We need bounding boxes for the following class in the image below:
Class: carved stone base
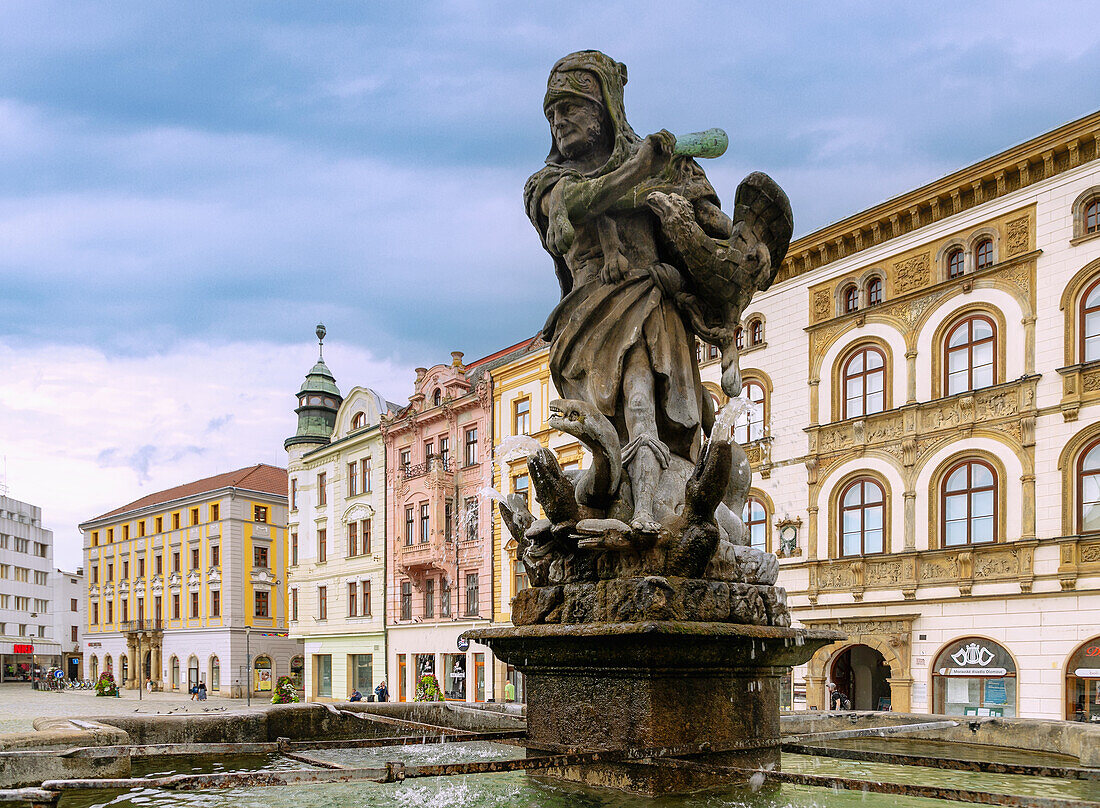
[510,576,791,627]
[466,621,843,796]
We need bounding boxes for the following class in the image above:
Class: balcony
[401,457,453,481]
[398,540,448,574]
[121,618,163,634]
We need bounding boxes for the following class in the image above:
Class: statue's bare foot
[630,514,661,535]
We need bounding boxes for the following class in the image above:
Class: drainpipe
[246,627,251,707]
[382,438,388,695]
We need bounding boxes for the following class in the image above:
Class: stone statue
[504,49,793,627]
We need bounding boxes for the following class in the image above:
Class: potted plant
[94,672,118,697]
[271,675,300,704]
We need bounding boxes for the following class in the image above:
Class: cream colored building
[696,109,1100,720]
[285,327,391,702]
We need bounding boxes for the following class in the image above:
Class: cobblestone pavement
[0,682,273,734]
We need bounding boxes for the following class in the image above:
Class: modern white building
[0,495,62,682]
[696,108,1100,721]
[51,568,84,681]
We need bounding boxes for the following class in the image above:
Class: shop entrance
[1066,636,1100,722]
[830,644,891,711]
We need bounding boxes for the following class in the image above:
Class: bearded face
[547,96,609,162]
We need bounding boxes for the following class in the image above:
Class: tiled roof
[85,464,287,524]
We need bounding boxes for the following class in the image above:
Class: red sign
[1086,646,1100,657]
[13,644,33,654]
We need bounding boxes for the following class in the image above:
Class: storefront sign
[1074,668,1100,678]
[13,644,33,654]
[950,642,995,667]
[940,667,1008,677]
[457,636,470,652]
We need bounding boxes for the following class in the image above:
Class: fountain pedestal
[468,620,843,796]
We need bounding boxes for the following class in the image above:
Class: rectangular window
[318,586,327,620]
[465,427,478,466]
[361,579,371,616]
[400,448,411,471]
[123,524,130,540]
[155,554,163,575]
[92,564,98,584]
[405,507,415,547]
[290,478,298,510]
[420,503,430,543]
[253,545,268,568]
[92,603,99,624]
[439,436,450,467]
[347,521,358,557]
[155,516,163,533]
[211,545,219,567]
[441,581,452,617]
[107,528,114,543]
[348,582,358,617]
[464,498,478,540]
[362,458,371,492]
[317,472,327,506]
[0,564,8,579]
[211,590,220,617]
[107,601,114,623]
[138,520,145,537]
[445,500,454,540]
[514,398,531,435]
[514,474,529,508]
[121,599,128,621]
[291,589,298,622]
[191,547,199,569]
[190,591,199,618]
[210,503,220,521]
[362,519,372,555]
[400,582,412,620]
[514,561,529,596]
[121,560,129,579]
[254,590,269,618]
[107,563,114,581]
[315,655,332,698]
[172,513,180,529]
[34,570,48,585]
[348,461,359,497]
[154,595,162,619]
[318,529,327,562]
[172,594,180,620]
[253,505,267,523]
[173,552,180,573]
[15,595,28,610]
[291,532,298,565]
[190,508,199,526]
[91,530,99,546]
[424,440,434,461]
[70,598,78,612]
[137,558,145,578]
[465,573,480,616]
[425,578,435,618]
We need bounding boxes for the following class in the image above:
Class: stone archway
[802,615,915,712]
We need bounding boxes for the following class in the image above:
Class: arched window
[749,320,763,345]
[210,656,220,691]
[742,497,768,552]
[1078,437,1100,534]
[843,285,858,313]
[120,654,128,686]
[842,345,886,418]
[933,638,1016,717]
[974,238,994,270]
[734,380,765,444]
[1066,637,1100,721]
[90,655,98,681]
[708,343,720,360]
[945,315,996,395]
[1087,199,1099,235]
[433,389,442,407]
[867,278,883,306]
[735,327,744,350]
[942,459,997,546]
[351,411,366,430]
[839,478,885,556]
[170,655,180,689]
[1081,277,1100,363]
[947,247,965,279]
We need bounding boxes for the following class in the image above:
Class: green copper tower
[285,323,343,450]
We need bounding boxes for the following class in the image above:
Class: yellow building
[79,464,302,697]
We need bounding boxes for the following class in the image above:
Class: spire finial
[316,322,326,360]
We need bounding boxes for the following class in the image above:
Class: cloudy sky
[1,1,1098,571]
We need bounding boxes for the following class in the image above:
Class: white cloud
[0,337,411,572]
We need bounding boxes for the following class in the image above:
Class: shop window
[1066,638,1100,721]
[444,653,467,700]
[944,315,996,395]
[839,478,886,556]
[290,656,304,689]
[933,638,1016,717]
[352,654,373,693]
[314,655,331,698]
[974,238,994,270]
[942,459,997,546]
[734,380,766,444]
[742,497,768,552]
[841,345,886,418]
[947,247,965,279]
[1078,437,1100,534]
[1081,277,1100,363]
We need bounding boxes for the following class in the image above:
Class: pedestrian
[349,689,362,702]
[827,682,850,710]
[189,683,197,701]
[374,680,389,703]
[504,680,516,703]
[197,682,207,701]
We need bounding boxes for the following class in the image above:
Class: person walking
[197,682,207,701]
[374,680,389,703]
[504,680,516,703]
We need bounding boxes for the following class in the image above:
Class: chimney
[451,351,465,370]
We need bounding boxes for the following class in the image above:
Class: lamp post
[136,628,142,702]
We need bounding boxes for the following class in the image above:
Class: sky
[1,1,1099,571]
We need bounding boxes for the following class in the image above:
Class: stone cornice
[774,109,1100,287]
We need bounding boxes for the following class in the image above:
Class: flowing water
[52,740,1097,808]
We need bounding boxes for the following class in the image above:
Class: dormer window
[433,389,442,406]
[351,411,366,430]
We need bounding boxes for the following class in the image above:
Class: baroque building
[286,325,392,701]
[694,108,1100,720]
[79,464,300,697]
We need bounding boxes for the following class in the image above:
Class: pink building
[382,349,507,702]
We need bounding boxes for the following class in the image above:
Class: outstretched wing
[732,171,793,293]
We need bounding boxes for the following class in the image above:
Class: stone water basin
[49,740,1099,808]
